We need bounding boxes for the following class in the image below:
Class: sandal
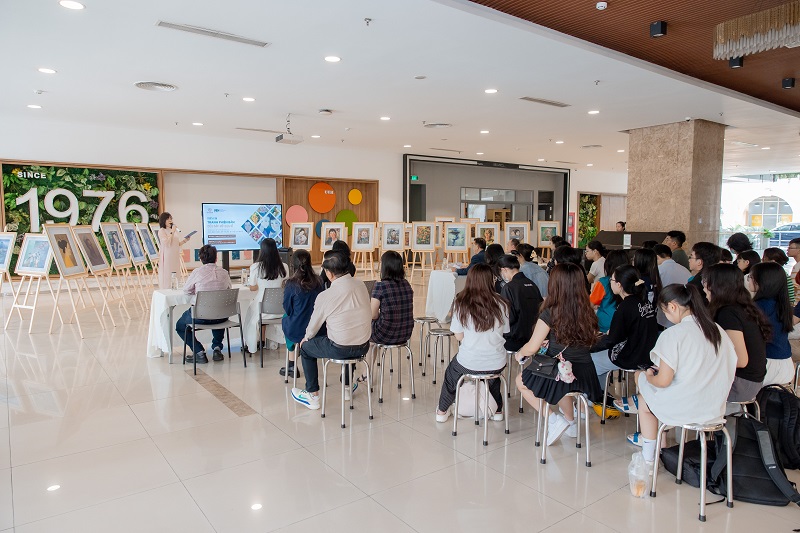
[627,432,643,447]
[356,374,369,384]
[613,395,639,414]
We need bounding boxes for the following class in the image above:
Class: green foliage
[578,194,599,248]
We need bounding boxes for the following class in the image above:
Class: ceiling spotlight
[537,158,545,162]
[617,149,625,153]
[318,109,332,116]
[380,116,390,121]
[27,104,42,109]
[414,75,427,80]
[588,110,600,115]
[242,97,255,102]
[59,1,85,9]
[484,88,498,94]
[587,163,594,166]
[480,130,489,134]
[251,504,263,510]
[324,56,341,63]
[555,140,564,144]
[476,152,484,155]
[311,135,321,138]
[192,122,203,126]
[403,144,412,148]
[782,77,796,89]
[650,21,667,38]
[761,146,771,150]
[47,485,60,491]
[596,2,608,10]
[729,57,744,69]
[38,67,57,74]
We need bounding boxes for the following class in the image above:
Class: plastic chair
[374,342,415,403]
[320,355,373,429]
[426,328,455,384]
[258,287,284,367]
[651,421,734,522]
[451,372,510,446]
[535,392,592,467]
[182,288,244,375]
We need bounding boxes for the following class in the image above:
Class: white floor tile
[0,468,12,530]
[276,497,416,533]
[112,371,205,405]
[128,390,237,436]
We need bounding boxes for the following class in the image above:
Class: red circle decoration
[285,204,309,225]
[308,182,336,214]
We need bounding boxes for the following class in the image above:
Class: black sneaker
[279,364,300,377]
[185,353,209,364]
[212,348,224,362]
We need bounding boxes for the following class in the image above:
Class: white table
[425,269,467,322]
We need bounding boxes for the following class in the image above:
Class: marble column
[626,119,725,247]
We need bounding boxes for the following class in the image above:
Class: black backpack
[757,384,800,470]
[660,415,800,506]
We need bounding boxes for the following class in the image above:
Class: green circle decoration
[334,209,358,235]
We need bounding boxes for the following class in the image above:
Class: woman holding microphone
[157,212,191,289]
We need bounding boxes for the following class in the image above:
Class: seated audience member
[436,264,509,422]
[485,243,506,293]
[653,244,690,286]
[687,241,721,301]
[515,263,603,445]
[616,221,626,232]
[726,232,753,256]
[177,245,232,363]
[592,265,659,429]
[453,237,486,275]
[749,262,795,385]
[554,246,590,293]
[292,252,372,409]
[517,243,548,297]
[641,240,658,250]
[362,251,414,380]
[663,230,690,270]
[498,254,543,352]
[321,240,356,288]
[244,238,288,353]
[633,248,662,304]
[280,250,324,378]
[545,235,567,274]
[590,250,630,333]
[762,247,796,305]
[704,264,768,402]
[789,238,800,294]
[624,284,736,467]
[507,238,520,253]
[719,248,734,264]
[585,240,607,285]
[736,249,760,295]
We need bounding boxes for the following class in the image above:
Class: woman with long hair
[623,284,736,466]
[436,264,509,423]
[589,249,630,332]
[703,263,770,402]
[585,240,607,284]
[244,238,288,354]
[749,262,795,385]
[279,250,324,378]
[156,211,192,288]
[762,247,795,305]
[515,263,603,445]
[633,248,662,304]
[485,243,506,293]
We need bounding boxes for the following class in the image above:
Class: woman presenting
[157,212,191,289]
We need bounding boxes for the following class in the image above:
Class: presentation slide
[202,203,283,251]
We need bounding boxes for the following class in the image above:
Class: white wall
[569,169,629,217]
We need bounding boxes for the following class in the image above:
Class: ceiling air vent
[429,147,462,154]
[423,122,452,128]
[519,96,570,108]
[554,160,578,164]
[581,144,603,149]
[236,127,284,134]
[156,21,270,48]
[135,81,178,92]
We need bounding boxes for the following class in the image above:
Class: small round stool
[726,398,760,420]
[535,392,592,467]
[320,355,373,429]
[375,342,415,403]
[426,328,455,384]
[414,317,439,367]
[451,372,510,446]
[651,421,734,521]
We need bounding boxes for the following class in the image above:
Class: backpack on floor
[757,384,800,470]
[456,381,497,419]
[660,415,800,507]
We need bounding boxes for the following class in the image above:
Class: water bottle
[442,256,449,270]
[170,273,178,290]
[241,268,249,286]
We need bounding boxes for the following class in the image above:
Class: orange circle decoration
[285,204,309,225]
[308,182,336,214]
[348,188,363,205]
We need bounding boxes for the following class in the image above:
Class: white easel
[5,273,62,333]
[49,273,105,338]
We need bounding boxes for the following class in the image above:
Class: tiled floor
[0,276,798,532]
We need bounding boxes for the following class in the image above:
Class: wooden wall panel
[282,177,379,263]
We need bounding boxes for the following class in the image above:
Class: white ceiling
[2,0,800,179]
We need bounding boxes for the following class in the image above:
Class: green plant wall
[578,193,599,248]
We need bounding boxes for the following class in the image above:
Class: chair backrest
[260,287,284,315]
[194,288,239,320]
[363,280,376,294]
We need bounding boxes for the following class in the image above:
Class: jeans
[299,336,370,393]
[591,350,620,385]
[176,308,226,355]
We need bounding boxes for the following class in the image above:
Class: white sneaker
[565,420,578,438]
[436,405,453,423]
[546,414,570,446]
[344,381,358,401]
[559,405,587,420]
[491,411,504,421]
[291,388,320,410]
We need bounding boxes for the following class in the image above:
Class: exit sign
[410,175,419,181]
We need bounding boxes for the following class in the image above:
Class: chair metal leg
[405,344,415,399]
[363,359,374,420]
[650,422,670,497]
[535,398,543,446]
[422,332,430,376]
[721,426,734,508]
[578,394,592,466]
[396,347,402,389]
[341,364,347,428]
[676,426,687,484]
[321,359,329,419]
[284,345,290,384]
[483,379,490,446]
[500,375,510,435]
[261,319,265,366]
[432,336,441,384]
[452,374,467,436]
[378,346,387,403]
[226,331,232,360]
[540,403,550,464]
[348,364,354,411]
[473,377,480,426]
[699,433,708,522]
[575,397,582,449]
[601,371,612,424]
[293,346,299,389]
[191,320,197,375]
[519,361,525,413]
[237,321,245,368]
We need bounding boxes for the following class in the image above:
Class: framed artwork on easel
[475,222,500,246]
[149,222,162,248]
[537,221,561,248]
[351,223,376,251]
[15,234,54,276]
[71,226,111,275]
[136,223,159,261]
[504,222,529,245]
[412,222,435,252]
[43,223,87,278]
[120,222,147,264]
[289,222,313,251]
[444,223,469,252]
[100,222,131,268]
[0,232,16,273]
[380,223,405,251]
[320,222,346,252]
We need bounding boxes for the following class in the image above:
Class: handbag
[527,354,559,379]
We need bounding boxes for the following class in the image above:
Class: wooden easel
[4,274,62,333]
[353,250,375,280]
[409,250,435,283]
[49,273,105,338]
[0,270,18,301]
[129,260,152,309]
[92,269,131,325]
[112,264,147,311]
[179,254,189,280]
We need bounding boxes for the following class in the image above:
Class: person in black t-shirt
[703,263,770,403]
[497,255,543,352]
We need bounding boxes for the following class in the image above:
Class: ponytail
[613,265,648,303]
[659,283,722,353]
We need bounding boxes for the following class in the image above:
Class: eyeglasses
[689,254,697,260]
[610,278,619,284]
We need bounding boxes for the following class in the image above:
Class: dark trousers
[437,357,505,413]
[176,308,225,355]
[300,336,369,393]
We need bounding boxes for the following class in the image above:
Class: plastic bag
[628,452,649,498]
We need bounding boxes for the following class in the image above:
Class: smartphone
[518,356,530,365]
[184,230,197,239]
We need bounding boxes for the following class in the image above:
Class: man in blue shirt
[452,237,486,275]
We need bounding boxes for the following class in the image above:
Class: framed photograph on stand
[504,222,529,245]
[475,222,500,246]
[380,222,405,251]
[0,232,16,273]
[120,223,147,265]
[14,233,53,276]
[289,222,313,251]
[136,223,159,261]
[537,221,561,248]
[149,222,162,248]
[460,217,479,237]
[351,223,376,251]
[71,226,111,275]
[444,223,469,252]
[43,223,87,278]
[320,222,346,251]
[100,222,131,268]
[412,222,435,252]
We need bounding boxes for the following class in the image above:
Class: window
[747,196,793,229]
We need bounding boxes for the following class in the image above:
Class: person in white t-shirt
[435,263,510,423]
[243,238,288,353]
[585,240,607,285]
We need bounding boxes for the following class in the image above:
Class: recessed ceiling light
[587,163,594,166]
[537,158,545,162]
[555,140,564,144]
[38,67,57,74]
[617,149,625,153]
[414,75,427,80]
[403,144,411,148]
[588,110,600,115]
[27,104,42,109]
[59,1,85,9]
[761,146,771,150]
[47,485,60,491]
[324,56,341,63]
[242,97,255,102]
[251,504,262,510]
[192,122,203,126]
[484,88,498,94]
[311,135,321,138]
[480,130,489,134]
[380,116,390,121]
[476,152,484,155]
